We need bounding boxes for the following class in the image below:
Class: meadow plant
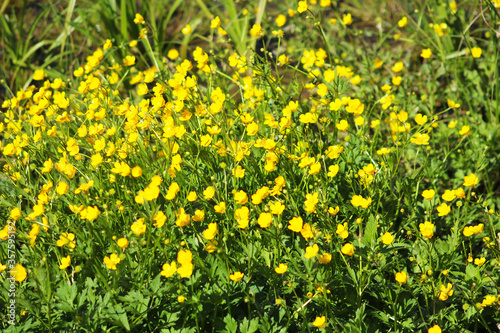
[1,0,500,332]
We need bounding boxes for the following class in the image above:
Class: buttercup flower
[275,264,288,274]
[229,271,244,281]
[395,271,407,284]
[463,173,478,187]
[381,232,394,245]
[59,255,71,270]
[103,253,121,270]
[318,253,332,264]
[312,316,326,328]
[10,264,27,282]
[341,243,354,256]
[304,244,319,258]
[422,189,435,200]
[419,221,434,238]
[428,325,442,333]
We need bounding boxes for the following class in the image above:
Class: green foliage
[1,0,500,332]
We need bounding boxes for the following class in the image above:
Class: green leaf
[465,264,480,282]
[223,314,238,333]
[240,317,260,333]
[364,215,378,245]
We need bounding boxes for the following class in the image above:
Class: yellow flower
[410,133,430,145]
[480,295,499,307]
[373,58,383,69]
[80,206,100,221]
[214,201,226,214]
[182,24,192,35]
[336,120,349,131]
[270,201,285,215]
[167,49,179,60]
[177,249,193,266]
[422,189,435,200]
[304,244,319,258]
[297,1,308,13]
[342,13,353,25]
[398,16,407,27]
[123,55,136,66]
[312,316,326,328]
[211,16,221,28]
[131,218,147,236]
[234,190,248,205]
[441,190,456,202]
[458,125,470,136]
[288,217,303,232]
[203,222,218,240]
[341,243,354,256]
[10,264,27,282]
[437,283,453,301]
[10,207,22,220]
[474,257,485,266]
[392,62,404,72]
[59,255,71,270]
[175,208,191,227]
[301,224,314,240]
[161,262,177,278]
[131,166,143,178]
[454,187,465,198]
[463,224,484,237]
[428,325,442,333]
[153,211,167,228]
[103,39,112,50]
[351,195,372,208]
[382,232,394,245]
[392,76,402,86]
[395,271,407,284]
[192,209,205,222]
[134,13,144,24]
[204,186,216,200]
[187,191,198,202]
[318,253,332,264]
[471,47,482,58]
[258,212,273,228]
[420,48,432,59]
[250,24,263,37]
[103,253,121,270]
[419,221,434,238]
[200,134,212,147]
[42,158,53,173]
[275,264,288,274]
[308,162,321,175]
[177,263,193,278]
[56,232,76,248]
[336,223,349,239]
[437,203,451,216]
[415,114,428,125]
[328,206,340,215]
[33,69,45,81]
[117,238,129,249]
[165,182,180,200]
[276,14,286,27]
[327,164,339,178]
[205,240,217,253]
[447,99,460,109]
[463,173,478,187]
[232,166,245,178]
[229,271,244,281]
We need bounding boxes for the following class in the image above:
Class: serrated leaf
[223,314,238,333]
[465,264,480,282]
